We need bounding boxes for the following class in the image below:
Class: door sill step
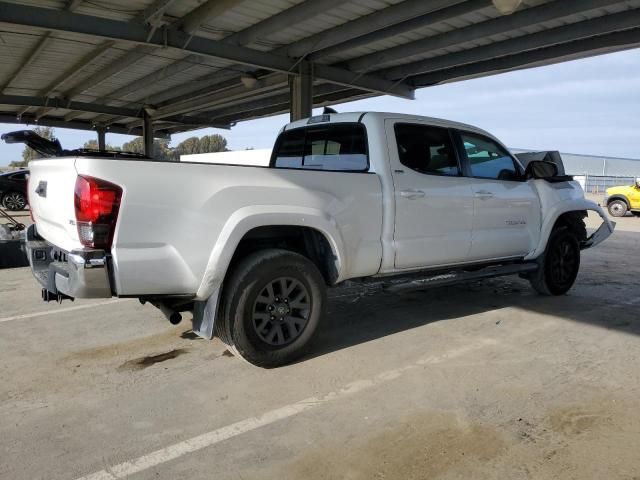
[384,263,538,293]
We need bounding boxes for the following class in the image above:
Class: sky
[1,48,639,166]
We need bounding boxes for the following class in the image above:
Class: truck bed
[28,156,384,298]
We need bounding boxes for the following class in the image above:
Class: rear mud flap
[191,287,220,339]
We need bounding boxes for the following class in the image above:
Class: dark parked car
[0,169,29,211]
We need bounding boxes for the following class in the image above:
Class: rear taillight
[74,175,122,250]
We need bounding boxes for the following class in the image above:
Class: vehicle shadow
[303,231,640,363]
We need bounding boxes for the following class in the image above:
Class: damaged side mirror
[524,160,558,180]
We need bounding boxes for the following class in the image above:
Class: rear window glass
[272,124,368,171]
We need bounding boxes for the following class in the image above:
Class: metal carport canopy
[0,0,639,143]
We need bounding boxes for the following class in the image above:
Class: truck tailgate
[28,157,82,252]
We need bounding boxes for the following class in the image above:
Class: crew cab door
[386,121,474,269]
[455,130,541,261]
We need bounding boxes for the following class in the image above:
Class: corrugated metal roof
[0,0,639,137]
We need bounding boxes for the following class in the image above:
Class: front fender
[525,198,615,260]
[195,205,346,301]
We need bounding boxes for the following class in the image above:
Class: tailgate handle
[35,181,47,198]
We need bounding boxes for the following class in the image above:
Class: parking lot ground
[1,213,639,480]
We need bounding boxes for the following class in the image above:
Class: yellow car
[605,180,640,217]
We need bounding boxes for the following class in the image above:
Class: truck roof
[283,111,494,139]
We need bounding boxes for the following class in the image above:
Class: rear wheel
[530,227,581,296]
[1,191,26,211]
[216,249,326,368]
[607,200,627,217]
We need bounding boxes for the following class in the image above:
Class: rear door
[386,120,474,269]
[455,130,541,261]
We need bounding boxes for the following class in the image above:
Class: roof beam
[89,0,351,115]
[112,0,472,114]
[0,32,51,93]
[409,28,640,87]
[123,73,290,127]
[201,83,347,120]
[224,0,346,47]
[64,47,157,100]
[154,74,289,119]
[380,7,640,80]
[16,40,117,117]
[283,0,468,59]
[1,0,89,94]
[345,0,629,73]
[210,87,374,125]
[0,113,169,138]
[307,0,491,61]
[133,0,178,25]
[2,94,226,128]
[178,0,245,35]
[1,94,149,118]
[0,1,413,99]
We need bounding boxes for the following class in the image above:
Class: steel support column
[97,127,106,151]
[143,109,154,158]
[289,62,313,122]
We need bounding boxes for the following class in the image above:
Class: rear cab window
[271,123,369,172]
[394,123,460,176]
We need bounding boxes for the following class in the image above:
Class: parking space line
[0,299,128,323]
[74,338,498,480]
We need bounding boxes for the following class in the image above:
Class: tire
[529,227,581,296]
[607,200,627,217]
[216,249,326,368]
[1,191,27,211]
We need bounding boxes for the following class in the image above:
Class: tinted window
[394,124,459,176]
[11,172,27,180]
[460,132,519,181]
[273,124,368,171]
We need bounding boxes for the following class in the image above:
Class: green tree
[121,137,172,160]
[10,127,56,167]
[82,139,119,151]
[171,134,228,160]
[198,134,227,153]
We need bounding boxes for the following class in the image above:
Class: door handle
[474,190,494,199]
[399,189,426,200]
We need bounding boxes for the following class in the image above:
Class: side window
[11,172,27,180]
[272,124,368,171]
[394,123,459,176]
[460,132,520,181]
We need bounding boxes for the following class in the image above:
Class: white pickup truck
[4,112,614,367]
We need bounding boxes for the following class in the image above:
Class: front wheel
[530,227,581,296]
[607,200,627,217]
[216,249,326,368]
[1,192,26,211]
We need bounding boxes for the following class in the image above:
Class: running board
[384,263,538,293]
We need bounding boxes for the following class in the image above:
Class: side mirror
[524,160,558,179]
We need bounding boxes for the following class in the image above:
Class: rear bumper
[25,224,113,299]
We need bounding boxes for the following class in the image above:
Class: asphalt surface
[1,210,639,480]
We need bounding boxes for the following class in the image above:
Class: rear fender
[191,206,346,339]
[525,198,614,260]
